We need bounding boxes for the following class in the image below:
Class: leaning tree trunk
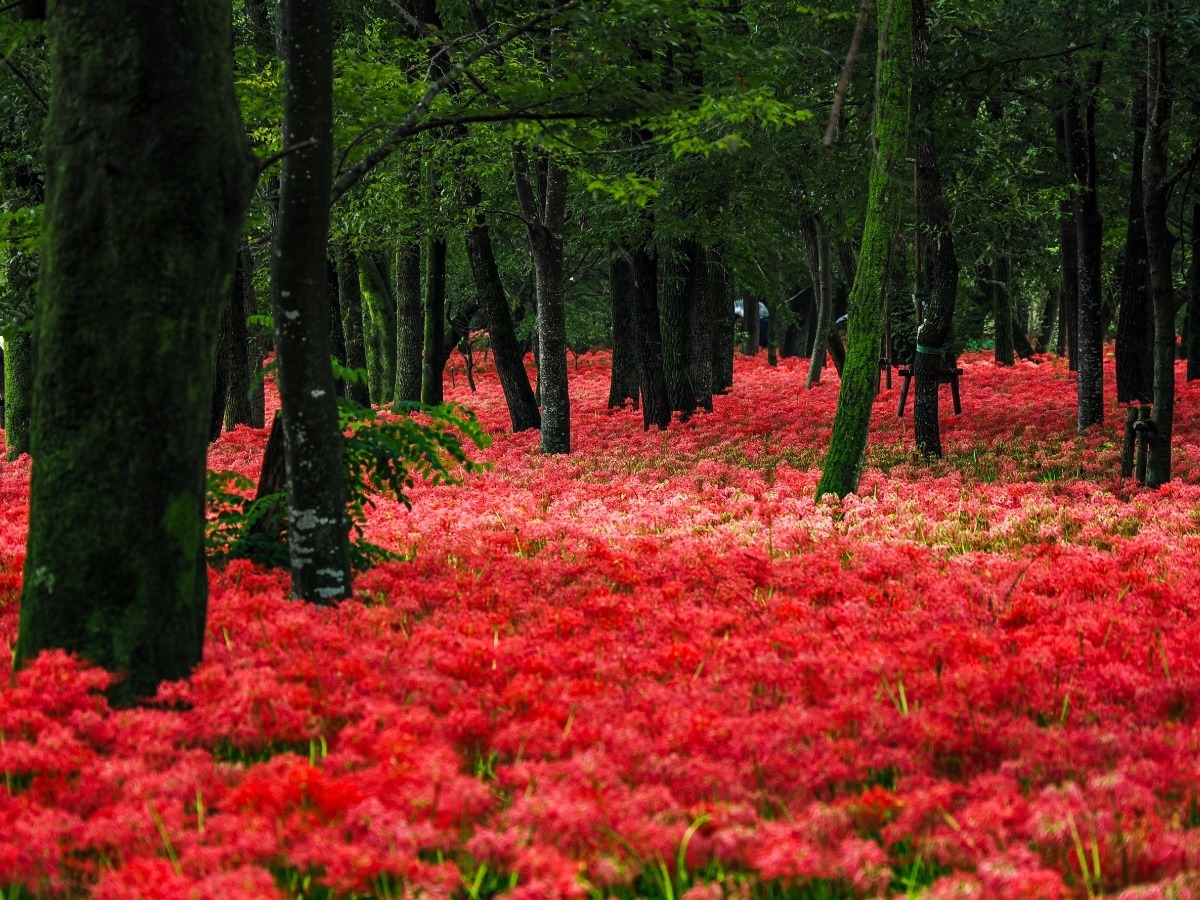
[816,0,911,499]
[634,245,671,429]
[394,241,423,403]
[16,0,253,703]
[608,249,640,408]
[270,0,352,602]
[1115,75,1153,403]
[465,197,540,431]
[1064,74,1105,432]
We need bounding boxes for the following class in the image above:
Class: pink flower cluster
[3,347,1200,897]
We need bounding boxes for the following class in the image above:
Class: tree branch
[824,0,871,152]
[255,138,318,176]
[1,53,46,110]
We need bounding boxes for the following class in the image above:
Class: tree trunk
[816,0,910,499]
[1144,25,1178,487]
[658,246,698,419]
[327,256,347,398]
[421,235,447,405]
[3,329,32,459]
[634,245,671,429]
[687,242,714,411]
[992,257,1014,366]
[1053,114,1079,366]
[394,241,423,403]
[16,0,252,703]
[359,252,396,405]
[745,297,761,355]
[225,247,257,427]
[1116,75,1153,403]
[1064,71,1105,432]
[1188,202,1200,380]
[802,217,834,387]
[608,249,640,408]
[709,251,735,393]
[209,288,233,440]
[270,0,351,602]
[513,150,569,453]
[465,199,540,431]
[336,244,371,407]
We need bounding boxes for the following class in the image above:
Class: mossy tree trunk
[1115,75,1153,403]
[17,0,252,703]
[1064,71,1106,432]
[394,241,423,403]
[271,0,352,602]
[816,0,911,500]
[3,328,32,459]
[514,149,570,453]
[336,244,371,407]
[608,249,640,409]
[465,189,540,432]
[359,253,396,405]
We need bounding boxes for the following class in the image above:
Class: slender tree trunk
[3,329,32,459]
[225,247,256,427]
[1064,74,1105,431]
[709,251,735,393]
[608,249,640,408]
[336,244,371,407]
[745,298,761,355]
[1116,75,1153,402]
[993,257,1014,365]
[210,289,234,440]
[803,217,834,387]
[1053,115,1079,366]
[270,0,351,602]
[17,0,253,702]
[327,257,347,398]
[394,241,423,403]
[817,0,911,499]
[359,252,396,404]
[240,243,268,428]
[465,196,540,431]
[1188,202,1200,380]
[688,241,714,411]
[634,245,671,429]
[421,235,447,405]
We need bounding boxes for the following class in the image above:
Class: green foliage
[207,375,491,573]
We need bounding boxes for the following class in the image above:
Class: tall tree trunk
[634,245,671,429]
[687,242,714,411]
[608,249,640,408]
[270,0,351,602]
[336,244,371,407]
[210,288,234,440]
[359,252,396,405]
[658,246,698,419]
[1054,115,1080,366]
[3,329,32,459]
[1116,75,1153,403]
[327,257,347,398]
[745,297,761,355]
[16,0,253,703]
[225,247,257,427]
[465,196,540,431]
[802,216,834,388]
[513,150,569,453]
[1188,202,1200,380]
[394,241,423,403]
[1064,72,1105,431]
[817,0,911,499]
[421,235,447,405]
[992,257,1014,365]
[709,251,735,393]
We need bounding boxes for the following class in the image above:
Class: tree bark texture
[658,246,699,419]
[800,215,833,388]
[225,246,257,427]
[709,251,735,393]
[608,250,640,408]
[1115,76,1153,403]
[465,202,540,432]
[359,252,396,405]
[687,242,714,412]
[816,0,911,500]
[421,235,447,405]
[1188,202,1200,380]
[327,257,347,398]
[1053,115,1079,366]
[3,329,32,459]
[1064,78,1105,431]
[336,244,371,407]
[634,245,671,429]
[270,0,352,602]
[16,0,252,703]
[992,258,1014,366]
[394,241,423,403]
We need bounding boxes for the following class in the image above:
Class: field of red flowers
[4,348,1200,899]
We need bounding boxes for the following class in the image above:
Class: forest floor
[4,348,1200,898]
